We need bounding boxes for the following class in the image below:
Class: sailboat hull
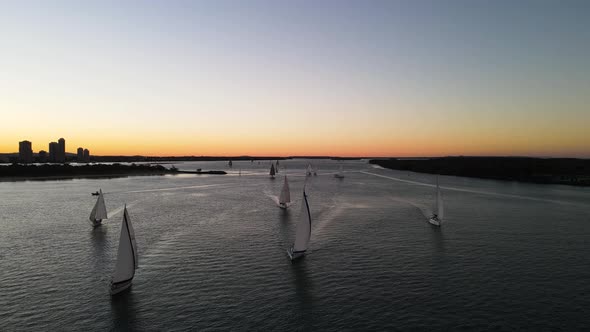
[287,248,305,261]
[279,203,289,209]
[110,280,132,295]
[428,218,441,226]
[92,219,103,227]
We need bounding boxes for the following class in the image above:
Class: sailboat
[270,163,276,178]
[110,205,138,295]
[306,163,313,176]
[228,160,233,167]
[287,188,311,261]
[275,161,280,173]
[278,175,291,209]
[89,189,108,227]
[334,165,345,179]
[428,177,444,226]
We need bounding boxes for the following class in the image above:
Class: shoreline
[0,163,174,182]
[0,163,232,182]
[370,157,590,187]
[0,173,171,182]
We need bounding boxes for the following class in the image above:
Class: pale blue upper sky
[1,0,589,156]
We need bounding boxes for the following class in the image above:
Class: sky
[1,0,589,157]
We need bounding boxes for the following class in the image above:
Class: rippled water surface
[1,159,589,330]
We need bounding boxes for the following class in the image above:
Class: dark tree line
[370,157,590,186]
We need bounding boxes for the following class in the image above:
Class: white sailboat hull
[110,279,132,295]
[279,203,289,209]
[428,217,441,226]
[92,219,103,227]
[287,247,305,261]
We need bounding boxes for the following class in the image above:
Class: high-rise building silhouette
[77,147,84,162]
[57,138,66,163]
[19,140,33,163]
[38,150,47,163]
[49,142,58,163]
[83,149,90,163]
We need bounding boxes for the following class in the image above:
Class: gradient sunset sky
[1,0,589,157]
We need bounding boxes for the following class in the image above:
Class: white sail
[334,164,344,178]
[306,164,312,175]
[279,176,291,204]
[111,206,137,284]
[293,190,311,252]
[89,189,108,222]
[270,164,276,176]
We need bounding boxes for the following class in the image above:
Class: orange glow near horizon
[1,124,588,158]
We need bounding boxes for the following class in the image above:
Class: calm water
[1,159,589,330]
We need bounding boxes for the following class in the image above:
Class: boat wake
[108,201,142,218]
[390,196,432,219]
[263,190,280,206]
[362,171,586,206]
[122,183,230,194]
[312,201,345,238]
[140,229,188,270]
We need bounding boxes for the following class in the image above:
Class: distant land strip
[370,157,590,186]
[0,153,363,163]
[0,164,180,182]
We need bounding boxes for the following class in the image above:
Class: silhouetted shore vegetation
[370,157,590,186]
[0,163,177,181]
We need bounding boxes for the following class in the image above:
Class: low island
[370,157,590,186]
[0,163,225,181]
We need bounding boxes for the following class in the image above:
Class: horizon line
[1,152,589,160]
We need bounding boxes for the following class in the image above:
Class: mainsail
[279,176,291,204]
[89,189,108,222]
[111,206,138,286]
[293,190,311,253]
[270,163,276,176]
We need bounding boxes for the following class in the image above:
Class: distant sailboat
[89,189,108,227]
[275,160,280,173]
[110,206,138,295]
[278,175,291,209]
[334,165,345,179]
[270,163,276,178]
[228,160,233,167]
[287,188,311,261]
[306,163,313,176]
[429,177,444,226]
